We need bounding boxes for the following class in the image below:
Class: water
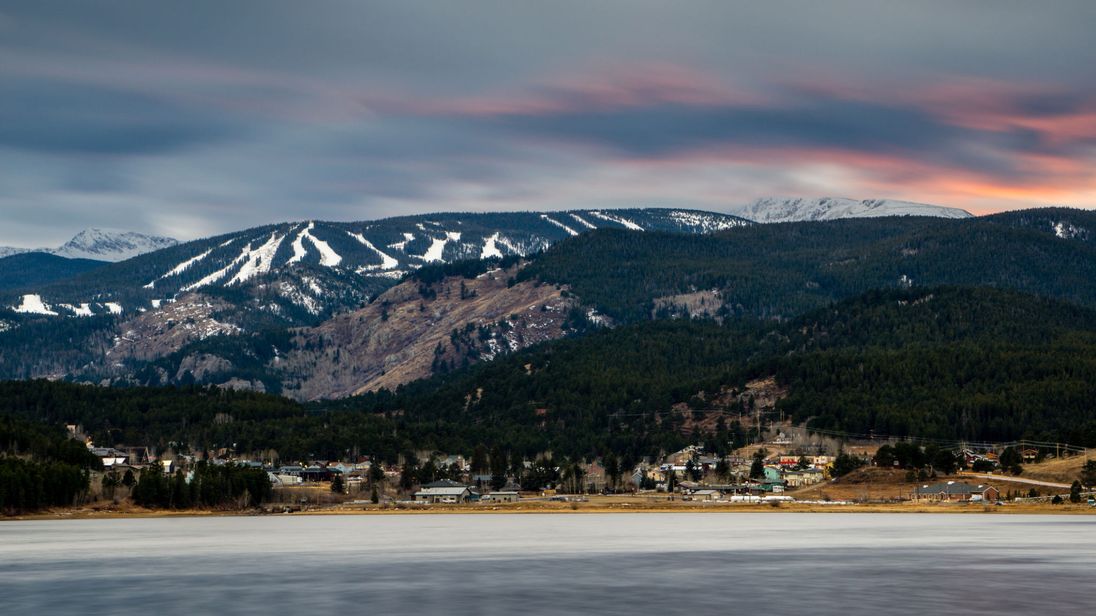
[1,513,1093,615]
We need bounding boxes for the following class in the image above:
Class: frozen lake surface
[2,513,1094,614]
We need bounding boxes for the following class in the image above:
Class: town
[75,423,1096,514]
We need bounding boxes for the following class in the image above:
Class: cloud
[0,78,242,155]
[0,1,1095,246]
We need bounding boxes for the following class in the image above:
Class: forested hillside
[519,209,1096,322]
[3,287,1094,472]
[0,253,108,292]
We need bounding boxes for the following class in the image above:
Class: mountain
[44,207,1095,400]
[0,208,747,389]
[4,206,1095,402]
[0,228,178,263]
[736,197,972,223]
[0,253,108,293]
[0,209,747,322]
[50,228,178,261]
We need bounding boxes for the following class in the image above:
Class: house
[762,466,783,483]
[480,491,520,503]
[90,447,129,468]
[583,461,606,492]
[299,466,333,482]
[914,481,1000,502]
[414,486,473,504]
[783,468,825,488]
[688,489,722,502]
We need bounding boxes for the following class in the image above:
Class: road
[959,473,1071,490]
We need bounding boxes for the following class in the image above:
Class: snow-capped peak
[736,197,973,224]
[51,228,178,262]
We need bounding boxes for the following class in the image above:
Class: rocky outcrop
[279,266,577,400]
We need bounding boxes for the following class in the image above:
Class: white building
[414,486,473,504]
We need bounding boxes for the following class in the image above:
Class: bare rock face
[104,293,242,364]
[280,266,578,400]
[175,353,234,382]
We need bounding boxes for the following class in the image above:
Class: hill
[0,253,107,293]
[519,208,1096,322]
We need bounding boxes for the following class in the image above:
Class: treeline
[0,418,99,514]
[130,462,272,509]
[4,286,1096,472]
[0,458,91,513]
[0,314,118,380]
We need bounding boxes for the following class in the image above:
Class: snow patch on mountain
[347,232,399,270]
[420,232,461,262]
[1054,221,1086,239]
[541,215,579,236]
[12,294,57,315]
[183,241,253,291]
[228,232,285,285]
[481,233,503,259]
[667,210,750,232]
[60,303,94,317]
[285,222,342,267]
[389,233,414,251]
[146,247,215,288]
[737,197,973,223]
[288,224,311,264]
[590,210,644,231]
[570,214,597,229]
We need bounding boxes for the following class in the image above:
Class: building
[688,489,722,502]
[480,491,520,503]
[414,486,473,504]
[914,481,1000,502]
[783,468,825,488]
[90,447,129,468]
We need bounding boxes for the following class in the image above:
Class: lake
[1,513,1093,614]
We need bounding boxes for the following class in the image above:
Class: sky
[2,1,1095,246]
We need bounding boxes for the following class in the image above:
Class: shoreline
[6,499,1095,521]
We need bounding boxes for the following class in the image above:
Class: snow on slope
[51,228,178,261]
[389,233,414,251]
[420,232,461,262]
[183,241,253,291]
[145,247,215,289]
[347,232,399,269]
[481,233,503,259]
[228,232,285,285]
[12,294,58,315]
[570,214,597,229]
[590,210,644,231]
[737,197,973,223]
[287,222,342,267]
[541,215,579,236]
[667,210,751,232]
